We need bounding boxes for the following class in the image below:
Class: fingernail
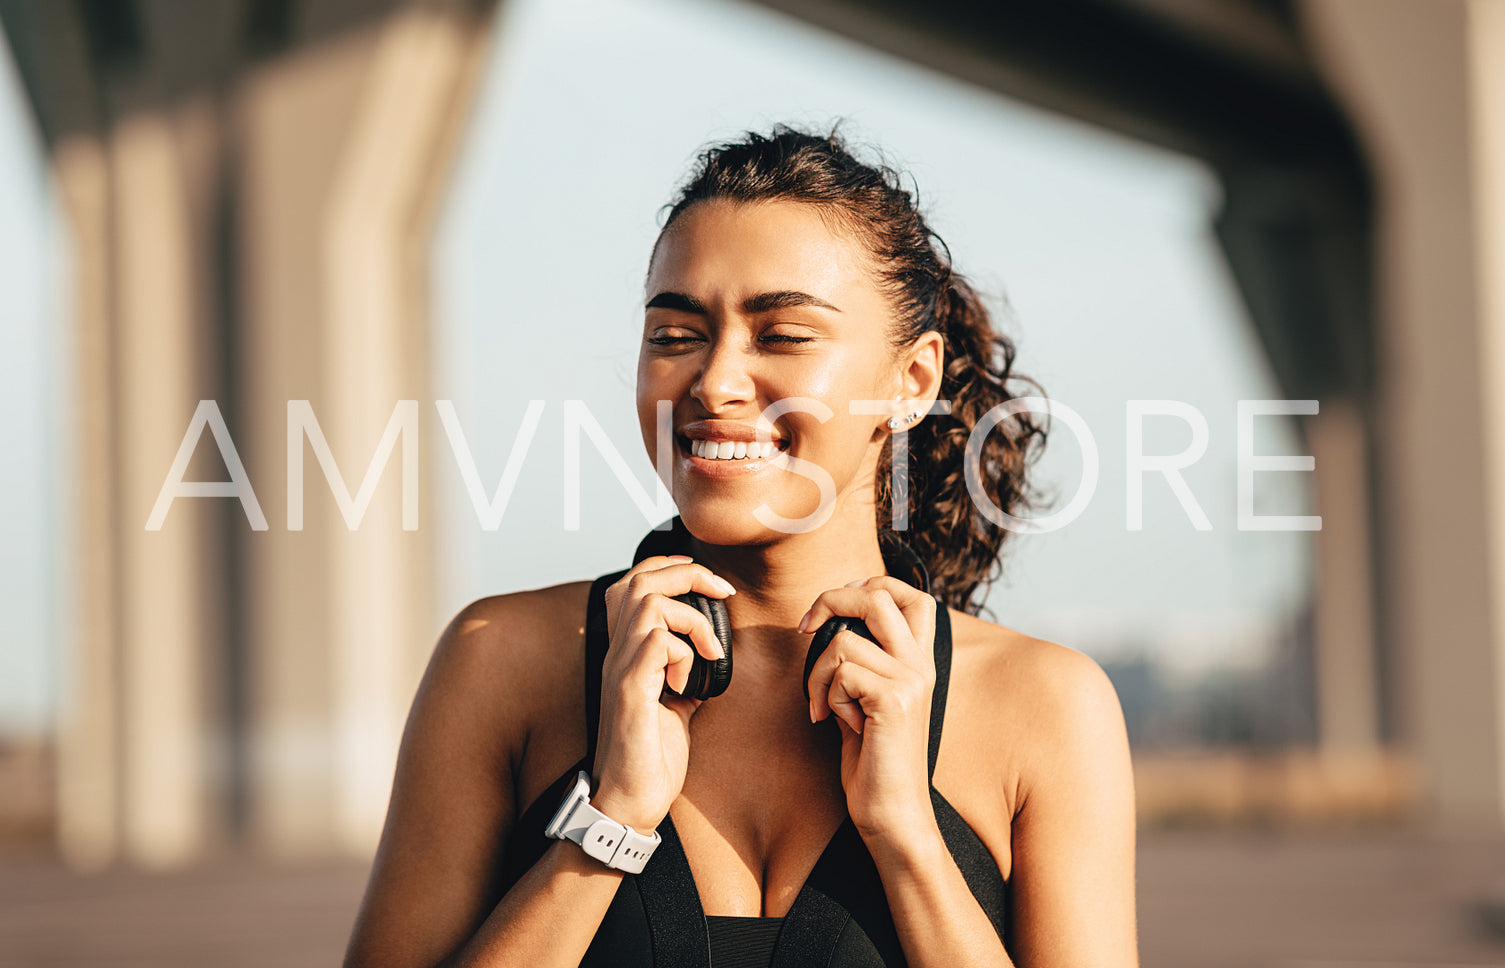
[797,609,811,633]
[714,576,736,596]
[845,578,867,588]
[668,555,693,562]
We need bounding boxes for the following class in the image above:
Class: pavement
[1,828,1504,967]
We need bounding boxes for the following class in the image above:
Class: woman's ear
[898,330,945,408]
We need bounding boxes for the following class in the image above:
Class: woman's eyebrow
[644,290,842,313]
[645,291,706,313]
[743,290,842,313]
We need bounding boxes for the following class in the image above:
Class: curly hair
[653,123,1051,615]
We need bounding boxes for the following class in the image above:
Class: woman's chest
[672,716,850,918]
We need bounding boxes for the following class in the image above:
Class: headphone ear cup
[668,593,733,700]
[803,617,878,703]
[699,595,733,699]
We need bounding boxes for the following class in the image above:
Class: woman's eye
[644,332,812,347]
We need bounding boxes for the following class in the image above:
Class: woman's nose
[691,336,754,412]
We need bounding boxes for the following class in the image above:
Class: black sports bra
[495,522,1013,966]
[707,915,783,967]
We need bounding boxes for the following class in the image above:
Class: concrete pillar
[233,21,378,860]
[322,4,489,854]
[1308,397,1381,757]
[1469,0,1505,829]
[1303,0,1505,828]
[44,4,234,868]
[33,0,496,865]
[52,127,121,873]
[234,1,492,856]
[112,105,224,867]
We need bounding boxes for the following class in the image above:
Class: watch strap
[545,770,660,874]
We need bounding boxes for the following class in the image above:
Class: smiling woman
[344,125,1139,968]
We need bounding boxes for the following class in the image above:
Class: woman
[344,125,1137,968]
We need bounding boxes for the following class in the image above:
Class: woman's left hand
[801,575,939,850]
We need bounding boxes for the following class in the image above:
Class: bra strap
[636,820,713,968]
[583,568,628,776]
[927,602,954,782]
[583,519,693,772]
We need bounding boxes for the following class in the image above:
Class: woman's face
[637,198,930,545]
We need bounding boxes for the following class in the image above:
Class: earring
[886,409,922,431]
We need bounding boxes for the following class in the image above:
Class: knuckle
[892,685,921,714]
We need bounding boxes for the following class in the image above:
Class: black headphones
[632,519,931,702]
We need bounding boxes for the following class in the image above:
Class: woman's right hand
[589,554,734,833]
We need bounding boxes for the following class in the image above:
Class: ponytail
[879,273,1050,614]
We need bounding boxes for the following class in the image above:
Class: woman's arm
[801,580,1018,966]
[344,555,733,968]
[343,587,628,968]
[876,643,1137,968]
[1004,644,1138,966]
[802,579,1136,967]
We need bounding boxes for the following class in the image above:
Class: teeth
[688,438,781,460]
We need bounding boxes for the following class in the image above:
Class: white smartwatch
[544,771,661,874]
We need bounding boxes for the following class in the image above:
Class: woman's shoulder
[419,581,597,745]
[445,580,596,650]
[946,608,1121,717]
[436,580,596,685]
[943,608,1130,804]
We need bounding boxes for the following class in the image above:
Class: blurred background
[1,0,1503,966]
